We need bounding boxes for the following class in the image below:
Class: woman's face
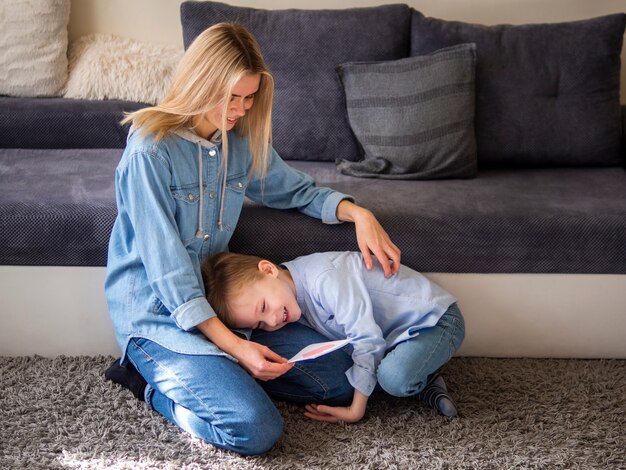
[193,73,261,138]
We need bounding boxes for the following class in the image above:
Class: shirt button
[209,149,216,157]
[203,234,210,241]
[237,182,243,189]
[187,193,194,201]
[209,192,215,198]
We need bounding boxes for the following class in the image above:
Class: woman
[104,22,400,456]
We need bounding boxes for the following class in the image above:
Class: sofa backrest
[2,4,624,169]
[0,97,146,149]
[180,1,411,163]
[411,11,626,168]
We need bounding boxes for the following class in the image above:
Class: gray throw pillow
[411,11,626,168]
[180,1,411,162]
[336,43,477,180]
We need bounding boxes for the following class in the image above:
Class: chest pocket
[221,173,247,231]
[171,184,203,244]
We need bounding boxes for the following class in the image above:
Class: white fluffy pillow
[0,0,71,96]
[64,34,183,104]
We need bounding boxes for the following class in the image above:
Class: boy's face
[228,265,301,332]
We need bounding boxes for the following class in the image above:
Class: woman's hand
[234,339,295,381]
[197,317,294,380]
[304,390,368,424]
[336,200,401,277]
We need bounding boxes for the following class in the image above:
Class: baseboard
[1,266,625,358]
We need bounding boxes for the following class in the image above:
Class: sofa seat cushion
[0,148,121,266]
[232,161,626,274]
[0,97,146,149]
[1,150,625,273]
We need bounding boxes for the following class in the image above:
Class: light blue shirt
[105,128,353,363]
[283,252,457,397]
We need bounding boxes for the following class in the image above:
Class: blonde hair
[202,251,267,328]
[122,22,274,179]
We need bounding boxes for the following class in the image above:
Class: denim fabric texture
[377,303,465,396]
[251,322,354,406]
[126,322,354,455]
[104,128,352,364]
[126,337,283,456]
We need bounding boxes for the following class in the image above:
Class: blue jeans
[126,304,463,455]
[125,322,353,456]
[377,303,465,396]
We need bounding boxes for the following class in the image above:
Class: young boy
[202,251,465,424]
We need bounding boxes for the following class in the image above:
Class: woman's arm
[247,149,401,275]
[117,150,215,330]
[246,147,351,224]
[336,199,401,278]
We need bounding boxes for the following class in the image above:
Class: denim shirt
[105,128,353,363]
[283,252,457,396]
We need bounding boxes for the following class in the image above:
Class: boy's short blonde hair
[202,251,266,327]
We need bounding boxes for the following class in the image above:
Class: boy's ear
[258,259,278,277]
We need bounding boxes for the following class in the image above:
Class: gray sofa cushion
[233,162,626,274]
[411,11,626,168]
[180,1,411,162]
[336,43,477,179]
[0,148,120,266]
[0,97,146,149]
[2,152,625,273]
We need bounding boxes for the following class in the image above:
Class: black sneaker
[104,358,147,401]
[418,373,458,417]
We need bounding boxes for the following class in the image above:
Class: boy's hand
[304,390,368,424]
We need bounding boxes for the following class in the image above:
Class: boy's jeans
[126,304,464,455]
[377,303,465,396]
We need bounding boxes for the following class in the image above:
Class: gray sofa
[1,2,625,279]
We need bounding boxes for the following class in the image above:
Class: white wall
[68,0,626,100]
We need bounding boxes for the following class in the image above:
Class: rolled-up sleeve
[172,297,215,331]
[117,149,216,331]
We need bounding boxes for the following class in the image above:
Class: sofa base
[1,265,624,358]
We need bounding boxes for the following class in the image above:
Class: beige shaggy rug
[1,356,624,469]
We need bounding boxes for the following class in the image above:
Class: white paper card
[288,338,351,363]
